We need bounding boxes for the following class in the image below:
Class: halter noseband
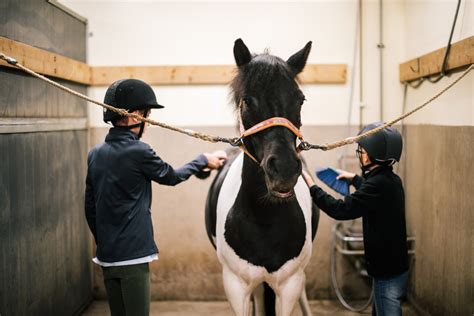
[237,100,305,164]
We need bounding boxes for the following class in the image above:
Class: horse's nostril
[266,155,278,174]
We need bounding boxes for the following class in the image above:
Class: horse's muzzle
[270,189,295,199]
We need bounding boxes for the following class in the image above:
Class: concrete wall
[401,125,473,316]
[399,1,474,315]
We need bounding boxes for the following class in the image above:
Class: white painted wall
[62,0,473,128]
[401,0,473,126]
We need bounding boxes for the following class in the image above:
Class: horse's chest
[224,201,306,273]
[216,153,313,276]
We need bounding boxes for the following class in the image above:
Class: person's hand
[301,170,315,187]
[204,150,227,170]
[335,169,356,181]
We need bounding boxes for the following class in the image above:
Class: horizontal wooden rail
[400,36,474,82]
[1,36,347,86]
[0,118,87,134]
[91,64,347,85]
[91,65,236,86]
[0,36,91,84]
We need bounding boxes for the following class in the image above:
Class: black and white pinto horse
[204,39,319,316]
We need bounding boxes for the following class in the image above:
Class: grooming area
[1,1,473,315]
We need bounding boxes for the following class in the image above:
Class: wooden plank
[0,131,91,316]
[0,118,87,134]
[0,67,88,118]
[399,36,474,82]
[1,36,346,86]
[298,64,347,84]
[1,1,86,62]
[0,36,91,85]
[91,64,347,86]
[91,65,236,86]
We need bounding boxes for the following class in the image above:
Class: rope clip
[229,137,243,147]
[0,53,18,66]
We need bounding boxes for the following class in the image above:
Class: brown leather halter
[238,115,304,164]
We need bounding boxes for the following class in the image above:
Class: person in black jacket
[85,79,226,316]
[303,122,409,316]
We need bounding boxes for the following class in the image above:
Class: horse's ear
[234,38,252,67]
[287,41,312,75]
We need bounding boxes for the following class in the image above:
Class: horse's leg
[251,283,265,316]
[275,271,307,316]
[222,266,252,316]
[298,285,312,316]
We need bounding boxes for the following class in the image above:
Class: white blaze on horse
[204,39,319,316]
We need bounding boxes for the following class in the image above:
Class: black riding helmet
[103,79,164,123]
[356,122,403,165]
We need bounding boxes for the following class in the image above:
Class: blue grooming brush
[315,167,350,196]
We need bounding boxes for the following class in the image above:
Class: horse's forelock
[230,53,294,109]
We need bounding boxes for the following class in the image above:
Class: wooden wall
[402,125,474,316]
[0,1,91,315]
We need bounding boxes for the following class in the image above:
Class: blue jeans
[372,270,409,316]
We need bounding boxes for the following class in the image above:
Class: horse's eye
[243,96,252,106]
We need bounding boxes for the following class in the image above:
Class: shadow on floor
[82,300,418,316]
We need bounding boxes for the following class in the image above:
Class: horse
[204,39,319,316]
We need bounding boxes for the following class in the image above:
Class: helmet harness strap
[111,108,150,139]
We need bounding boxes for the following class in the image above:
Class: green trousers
[102,263,150,316]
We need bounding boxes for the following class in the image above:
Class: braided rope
[0,52,241,146]
[302,63,473,151]
[1,52,472,151]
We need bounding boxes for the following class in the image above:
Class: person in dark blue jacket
[85,79,226,316]
[303,122,409,316]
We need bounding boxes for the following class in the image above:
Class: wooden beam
[0,36,91,85]
[400,36,474,82]
[91,64,347,86]
[0,118,87,134]
[1,36,347,86]
[91,65,236,86]
[298,64,347,84]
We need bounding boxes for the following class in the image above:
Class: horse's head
[231,38,311,201]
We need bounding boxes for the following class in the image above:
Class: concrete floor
[82,300,418,315]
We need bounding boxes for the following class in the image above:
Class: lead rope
[1,52,472,151]
[298,63,474,151]
[0,53,241,147]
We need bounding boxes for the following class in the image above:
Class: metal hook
[409,58,420,73]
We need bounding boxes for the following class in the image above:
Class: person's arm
[140,146,226,186]
[84,152,97,243]
[302,170,376,220]
[309,183,376,220]
[351,174,364,190]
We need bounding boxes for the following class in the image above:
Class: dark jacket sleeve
[85,151,97,243]
[351,174,364,189]
[310,178,379,220]
[140,146,208,186]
